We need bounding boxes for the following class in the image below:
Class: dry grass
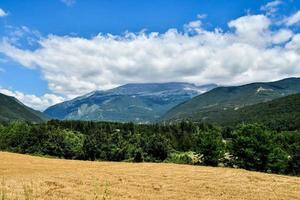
[0,152,299,200]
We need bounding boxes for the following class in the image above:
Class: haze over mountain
[0,93,48,122]
[44,82,217,123]
[161,78,300,123]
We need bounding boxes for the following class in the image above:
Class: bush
[133,148,143,162]
[165,151,199,165]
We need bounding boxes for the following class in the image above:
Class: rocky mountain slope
[45,82,217,123]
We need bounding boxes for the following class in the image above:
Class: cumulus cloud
[0,8,8,17]
[0,88,64,111]
[0,13,300,100]
[61,0,76,6]
[284,11,300,26]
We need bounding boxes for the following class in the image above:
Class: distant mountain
[44,83,217,123]
[0,93,48,123]
[161,78,300,122]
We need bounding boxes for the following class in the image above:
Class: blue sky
[0,0,300,110]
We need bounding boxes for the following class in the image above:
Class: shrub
[165,151,199,165]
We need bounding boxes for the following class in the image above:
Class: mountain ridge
[0,93,48,122]
[161,77,300,122]
[44,82,217,123]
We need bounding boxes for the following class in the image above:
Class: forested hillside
[0,93,48,123]
[203,93,300,130]
[162,78,300,122]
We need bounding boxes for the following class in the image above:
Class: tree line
[0,120,299,176]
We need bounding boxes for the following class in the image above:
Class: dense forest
[0,120,299,176]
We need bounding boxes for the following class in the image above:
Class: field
[0,152,299,200]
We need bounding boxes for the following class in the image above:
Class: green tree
[230,124,272,171]
[194,129,225,166]
[267,147,289,174]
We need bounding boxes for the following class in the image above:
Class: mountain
[161,77,300,122]
[0,93,48,122]
[44,82,217,123]
[203,93,300,130]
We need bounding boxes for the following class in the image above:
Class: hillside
[0,93,48,123]
[162,77,300,122]
[206,93,300,129]
[44,82,216,123]
[1,152,299,200]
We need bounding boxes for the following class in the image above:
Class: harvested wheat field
[0,152,299,200]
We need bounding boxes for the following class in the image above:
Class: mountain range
[44,82,217,123]
[1,77,299,124]
[161,77,300,123]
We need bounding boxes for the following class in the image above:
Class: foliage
[229,124,300,175]
[194,129,225,166]
[165,151,199,165]
[0,120,299,175]
[230,124,272,171]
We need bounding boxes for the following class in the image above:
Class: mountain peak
[44,82,217,123]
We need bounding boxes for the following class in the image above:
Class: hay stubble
[0,152,299,200]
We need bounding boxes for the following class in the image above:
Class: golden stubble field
[0,152,299,200]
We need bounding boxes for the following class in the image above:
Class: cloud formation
[0,88,64,111]
[0,8,8,17]
[260,0,282,16]
[284,11,300,26]
[0,8,300,106]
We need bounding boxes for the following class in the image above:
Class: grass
[23,182,34,200]
[0,151,299,200]
[1,178,6,200]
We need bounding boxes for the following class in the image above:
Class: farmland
[0,152,299,200]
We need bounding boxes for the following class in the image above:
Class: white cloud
[3,25,41,47]
[286,34,300,52]
[61,0,76,6]
[228,15,271,46]
[0,14,300,101]
[197,14,207,19]
[284,11,300,26]
[261,0,283,16]
[271,29,293,44]
[0,88,64,111]
[0,8,8,17]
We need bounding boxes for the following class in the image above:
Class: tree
[230,124,272,172]
[194,129,225,166]
[267,147,289,174]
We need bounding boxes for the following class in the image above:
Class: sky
[0,0,300,111]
